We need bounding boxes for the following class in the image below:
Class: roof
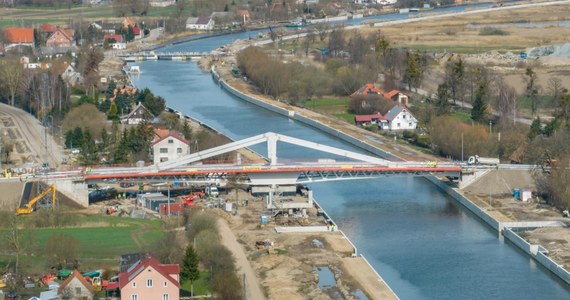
[103,34,123,43]
[124,103,153,119]
[151,130,190,146]
[384,89,400,99]
[3,28,34,44]
[40,23,57,33]
[118,254,180,290]
[197,17,212,25]
[354,113,383,122]
[59,269,93,294]
[383,105,408,121]
[352,84,385,97]
[237,9,250,17]
[133,25,141,35]
[49,28,74,42]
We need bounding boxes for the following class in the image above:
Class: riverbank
[208,49,570,287]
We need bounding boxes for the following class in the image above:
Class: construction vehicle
[467,155,499,166]
[16,184,56,215]
[86,276,107,292]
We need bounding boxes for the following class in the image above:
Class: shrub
[479,27,508,36]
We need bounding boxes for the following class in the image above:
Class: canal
[129,5,570,298]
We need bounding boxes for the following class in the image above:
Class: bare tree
[548,77,564,114]
[494,76,518,122]
[0,57,25,107]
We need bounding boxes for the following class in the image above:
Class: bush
[185,211,218,240]
[479,27,508,36]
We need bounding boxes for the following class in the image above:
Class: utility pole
[461,133,464,163]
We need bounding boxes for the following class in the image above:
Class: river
[129,4,570,298]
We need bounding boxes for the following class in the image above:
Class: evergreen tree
[435,83,451,115]
[404,50,421,91]
[106,80,117,98]
[80,129,98,165]
[471,83,487,122]
[181,245,200,295]
[525,67,539,116]
[113,130,129,163]
[109,102,119,121]
[182,121,192,141]
[528,117,542,140]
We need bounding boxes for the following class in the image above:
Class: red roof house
[59,270,94,299]
[3,28,34,48]
[39,23,57,37]
[46,28,75,47]
[103,34,123,43]
[351,84,385,97]
[118,254,180,300]
[151,129,191,164]
[354,113,384,126]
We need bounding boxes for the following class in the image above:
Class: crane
[16,184,56,215]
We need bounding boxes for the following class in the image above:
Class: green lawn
[0,216,163,273]
[453,112,472,122]
[181,271,212,296]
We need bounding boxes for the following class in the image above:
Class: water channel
[129,4,570,298]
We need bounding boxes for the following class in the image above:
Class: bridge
[81,132,463,186]
[119,51,214,62]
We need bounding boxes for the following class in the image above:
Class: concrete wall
[53,179,89,207]
[504,228,570,285]
[423,176,500,231]
[212,67,399,160]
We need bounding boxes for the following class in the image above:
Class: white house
[151,130,191,164]
[122,103,154,125]
[61,65,83,86]
[380,105,418,131]
[186,17,214,30]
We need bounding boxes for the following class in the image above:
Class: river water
[130,5,570,298]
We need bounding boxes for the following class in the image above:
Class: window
[168,139,174,144]
[164,281,168,287]
[147,279,153,287]
[131,295,138,300]
[397,123,401,128]
[75,287,81,294]
[160,148,168,153]
[403,114,406,119]
[160,157,169,162]
[163,294,169,300]
[132,282,136,288]
[177,148,182,154]
[409,122,412,127]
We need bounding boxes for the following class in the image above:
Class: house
[91,21,119,34]
[39,45,78,58]
[104,34,123,43]
[112,42,127,50]
[39,23,57,39]
[58,269,94,300]
[60,64,83,86]
[210,11,234,26]
[186,17,214,30]
[237,10,251,23]
[151,129,190,164]
[46,28,75,47]
[351,83,384,97]
[383,89,409,105]
[118,254,180,300]
[380,105,417,131]
[149,0,175,7]
[2,27,34,49]
[123,17,136,29]
[354,113,383,126]
[122,103,154,125]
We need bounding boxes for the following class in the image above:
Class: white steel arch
[153,132,392,171]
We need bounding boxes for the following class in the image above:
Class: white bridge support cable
[152,132,392,171]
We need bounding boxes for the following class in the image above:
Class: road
[217,219,266,300]
[0,102,61,169]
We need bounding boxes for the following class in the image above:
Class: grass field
[0,215,163,273]
[180,271,212,297]
[0,4,178,29]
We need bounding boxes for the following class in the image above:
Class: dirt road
[217,218,266,300]
[0,102,61,169]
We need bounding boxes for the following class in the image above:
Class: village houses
[151,129,191,164]
[118,254,180,300]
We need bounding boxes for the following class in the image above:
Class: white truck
[467,155,499,166]
[205,186,219,197]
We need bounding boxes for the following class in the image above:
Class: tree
[471,82,488,122]
[494,76,517,122]
[212,271,242,300]
[181,245,200,295]
[528,117,541,140]
[444,55,465,104]
[375,37,390,69]
[152,231,184,264]
[45,233,78,269]
[0,57,25,106]
[524,67,539,116]
[434,83,451,115]
[404,50,421,91]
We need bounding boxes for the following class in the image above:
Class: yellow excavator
[16,185,56,215]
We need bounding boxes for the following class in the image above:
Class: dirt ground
[462,169,570,269]
[220,190,397,300]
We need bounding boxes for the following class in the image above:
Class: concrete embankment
[425,176,570,285]
[210,64,570,287]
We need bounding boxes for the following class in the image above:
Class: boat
[285,18,312,28]
[126,66,141,74]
